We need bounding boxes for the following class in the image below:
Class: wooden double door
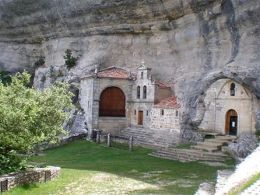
[99,87,126,117]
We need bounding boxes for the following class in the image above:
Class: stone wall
[0,167,60,192]
[150,107,180,130]
[80,77,131,135]
[98,117,127,135]
[129,102,153,128]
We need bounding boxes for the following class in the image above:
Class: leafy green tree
[63,49,78,70]
[0,72,73,174]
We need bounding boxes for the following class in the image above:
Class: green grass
[5,140,234,195]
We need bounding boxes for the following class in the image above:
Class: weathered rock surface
[227,133,258,161]
[0,0,260,139]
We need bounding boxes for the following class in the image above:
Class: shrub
[0,70,12,85]
[63,49,78,70]
[34,56,45,68]
[0,148,25,175]
[0,72,73,174]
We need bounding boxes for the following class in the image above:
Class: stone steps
[150,148,229,162]
[196,141,223,147]
[190,135,236,152]
[207,139,230,145]
[191,145,220,152]
[150,134,235,162]
[215,135,236,141]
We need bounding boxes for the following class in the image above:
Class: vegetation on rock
[0,72,73,174]
[63,49,78,70]
[34,56,45,68]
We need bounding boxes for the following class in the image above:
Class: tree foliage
[63,49,78,70]
[0,72,73,174]
[0,70,12,85]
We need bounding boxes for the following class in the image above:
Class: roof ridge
[98,66,129,72]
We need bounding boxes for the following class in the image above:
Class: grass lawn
[5,140,234,195]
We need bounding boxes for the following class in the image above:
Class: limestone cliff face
[0,0,260,134]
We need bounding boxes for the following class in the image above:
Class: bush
[34,56,45,68]
[0,72,73,174]
[0,70,12,85]
[0,148,25,175]
[63,49,78,70]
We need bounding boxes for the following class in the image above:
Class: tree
[0,72,73,174]
[63,49,78,70]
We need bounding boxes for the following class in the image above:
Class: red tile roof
[97,67,132,79]
[155,80,171,88]
[154,96,181,109]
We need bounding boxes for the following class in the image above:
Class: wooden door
[99,87,126,117]
[138,111,143,125]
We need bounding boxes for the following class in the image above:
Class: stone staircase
[191,135,236,152]
[120,127,179,149]
[150,148,229,162]
[150,134,236,162]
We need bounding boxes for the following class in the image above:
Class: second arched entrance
[225,109,238,135]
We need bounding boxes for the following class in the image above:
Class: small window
[230,83,236,96]
[143,86,147,99]
[141,72,144,79]
[176,110,179,117]
[146,110,149,116]
[137,86,140,99]
[161,109,164,116]
[134,110,136,115]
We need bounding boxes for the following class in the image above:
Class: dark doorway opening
[225,109,238,135]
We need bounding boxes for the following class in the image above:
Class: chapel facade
[199,79,257,136]
[79,63,181,137]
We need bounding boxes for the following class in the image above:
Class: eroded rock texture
[0,0,260,138]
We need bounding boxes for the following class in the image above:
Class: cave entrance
[225,109,238,136]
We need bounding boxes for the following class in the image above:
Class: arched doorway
[225,109,238,135]
[99,87,126,117]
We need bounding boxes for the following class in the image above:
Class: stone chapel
[199,79,257,136]
[79,62,181,138]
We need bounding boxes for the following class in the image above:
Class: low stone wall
[98,117,127,135]
[0,166,60,192]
